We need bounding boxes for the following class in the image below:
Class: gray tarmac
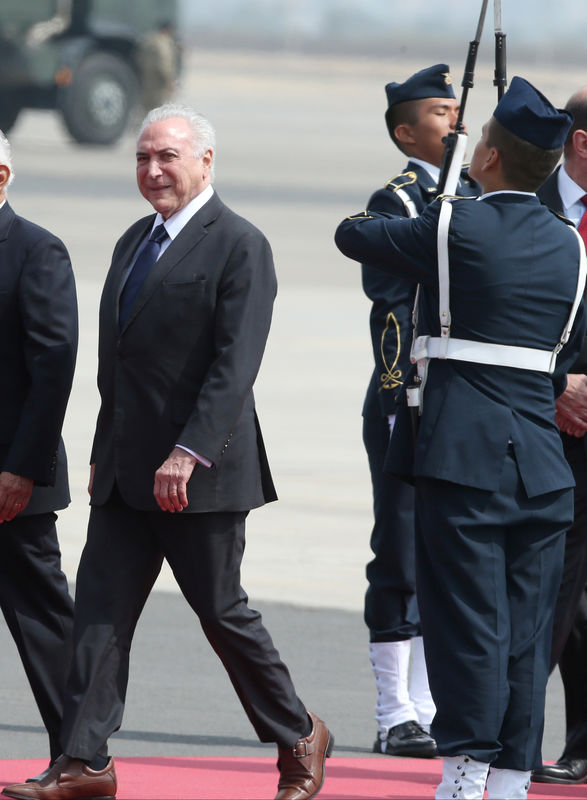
[1,47,570,763]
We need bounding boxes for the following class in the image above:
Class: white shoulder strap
[560,226,587,347]
[402,187,421,360]
[436,199,454,357]
[395,188,419,219]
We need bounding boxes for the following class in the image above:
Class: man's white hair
[0,129,15,188]
[138,104,216,181]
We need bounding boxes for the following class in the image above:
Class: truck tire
[59,52,138,145]
[0,92,21,133]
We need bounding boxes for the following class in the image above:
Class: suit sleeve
[4,235,78,484]
[176,227,277,464]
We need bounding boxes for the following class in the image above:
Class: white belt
[412,335,558,373]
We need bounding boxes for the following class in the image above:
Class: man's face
[401,97,460,167]
[136,117,212,219]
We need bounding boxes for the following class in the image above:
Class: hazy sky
[179,0,585,57]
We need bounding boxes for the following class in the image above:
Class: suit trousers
[0,512,74,761]
[415,449,570,771]
[560,587,587,758]
[550,434,587,758]
[362,414,420,642]
[60,493,308,761]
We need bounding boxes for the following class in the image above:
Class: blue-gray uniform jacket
[337,192,586,498]
[362,162,478,420]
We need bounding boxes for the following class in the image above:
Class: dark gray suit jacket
[0,201,78,515]
[90,190,278,512]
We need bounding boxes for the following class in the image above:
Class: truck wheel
[0,92,21,133]
[59,52,138,145]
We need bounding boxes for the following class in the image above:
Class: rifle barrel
[437,0,490,196]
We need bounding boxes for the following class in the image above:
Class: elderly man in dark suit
[336,78,585,799]
[0,130,77,769]
[2,106,331,800]
[531,86,587,787]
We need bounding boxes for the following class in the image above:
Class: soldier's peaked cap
[385,64,455,110]
[493,76,573,149]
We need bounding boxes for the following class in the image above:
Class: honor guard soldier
[336,77,585,799]
[360,63,478,758]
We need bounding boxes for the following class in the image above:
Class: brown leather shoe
[2,755,117,800]
[275,711,334,800]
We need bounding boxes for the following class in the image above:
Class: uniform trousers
[0,512,74,761]
[60,490,308,761]
[549,434,587,759]
[363,414,420,642]
[415,449,571,771]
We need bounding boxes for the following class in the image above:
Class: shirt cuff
[176,444,212,468]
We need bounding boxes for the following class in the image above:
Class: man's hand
[0,471,34,523]
[556,373,587,437]
[153,447,198,512]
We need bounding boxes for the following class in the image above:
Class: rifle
[436,0,490,196]
[493,0,507,100]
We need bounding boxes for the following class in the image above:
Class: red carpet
[0,757,584,799]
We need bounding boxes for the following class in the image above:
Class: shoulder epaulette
[435,193,458,202]
[436,193,476,202]
[384,170,418,192]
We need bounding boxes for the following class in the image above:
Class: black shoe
[532,757,587,784]
[373,720,437,758]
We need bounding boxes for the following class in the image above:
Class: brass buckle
[293,740,311,758]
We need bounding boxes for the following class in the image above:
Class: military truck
[0,0,179,145]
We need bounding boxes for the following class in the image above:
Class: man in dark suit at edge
[2,105,332,800]
[0,130,77,773]
[532,86,587,787]
[335,78,585,799]
[360,64,478,759]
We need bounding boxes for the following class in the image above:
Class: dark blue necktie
[119,223,168,328]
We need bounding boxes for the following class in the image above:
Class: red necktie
[578,194,587,247]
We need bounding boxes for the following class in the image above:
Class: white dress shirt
[557,164,586,227]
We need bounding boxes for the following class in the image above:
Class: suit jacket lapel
[538,167,564,215]
[0,202,15,242]
[120,193,223,331]
[103,216,153,333]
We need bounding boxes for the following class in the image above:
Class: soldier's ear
[480,147,499,174]
[394,124,416,146]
